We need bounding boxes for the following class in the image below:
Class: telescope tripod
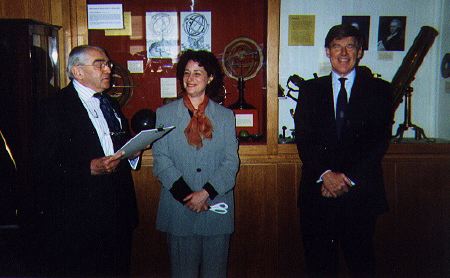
[392,86,434,143]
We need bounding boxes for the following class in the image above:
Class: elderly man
[35,45,138,277]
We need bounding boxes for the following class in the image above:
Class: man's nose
[103,66,112,74]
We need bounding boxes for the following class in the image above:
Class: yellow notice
[105,12,132,36]
[288,15,315,46]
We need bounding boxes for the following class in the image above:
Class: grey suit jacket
[152,98,239,236]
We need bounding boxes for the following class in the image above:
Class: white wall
[278,0,447,139]
[436,0,450,138]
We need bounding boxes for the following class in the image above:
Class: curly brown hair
[176,49,225,104]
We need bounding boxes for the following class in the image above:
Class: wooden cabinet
[0,19,60,224]
[376,142,450,277]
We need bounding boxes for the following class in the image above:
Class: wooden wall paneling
[0,1,27,19]
[376,160,400,277]
[50,0,67,85]
[276,162,304,277]
[0,0,51,22]
[27,0,52,23]
[228,164,278,277]
[394,159,445,277]
[74,0,87,45]
[376,151,450,278]
[443,160,450,278]
[131,165,169,278]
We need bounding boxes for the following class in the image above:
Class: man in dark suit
[377,18,405,51]
[294,24,393,277]
[35,45,138,277]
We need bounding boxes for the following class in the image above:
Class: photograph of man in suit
[294,24,393,277]
[377,17,406,51]
[35,45,139,277]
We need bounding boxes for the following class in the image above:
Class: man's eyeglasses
[78,61,114,70]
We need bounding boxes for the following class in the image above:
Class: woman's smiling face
[183,60,213,99]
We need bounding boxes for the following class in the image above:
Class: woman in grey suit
[152,50,240,278]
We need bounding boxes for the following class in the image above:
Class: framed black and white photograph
[377,16,406,51]
[342,15,370,50]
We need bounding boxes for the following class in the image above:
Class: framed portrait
[377,16,406,51]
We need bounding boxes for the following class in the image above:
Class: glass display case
[0,19,61,225]
[86,0,269,144]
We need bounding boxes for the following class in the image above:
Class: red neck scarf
[183,95,213,149]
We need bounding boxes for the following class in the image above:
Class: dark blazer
[382,32,404,51]
[34,82,138,274]
[294,66,393,233]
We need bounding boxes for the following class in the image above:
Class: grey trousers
[167,233,230,278]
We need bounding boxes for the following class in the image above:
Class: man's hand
[183,189,209,213]
[90,151,124,175]
[321,171,352,198]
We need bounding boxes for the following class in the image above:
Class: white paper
[117,126,175,159]
[127,60,144,73]
[235,114,254,127]
[87,4,123,30]
[160,78,177,98]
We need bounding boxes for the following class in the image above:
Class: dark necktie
[94,93,123,151]
[336,77,348,139]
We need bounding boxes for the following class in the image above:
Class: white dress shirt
[331,68,356,118]
[73,80,139,168]
[74,80,119,156]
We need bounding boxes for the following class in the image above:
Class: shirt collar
[73,80,98,102]
[331,68,356,95]
[331,68,356,84]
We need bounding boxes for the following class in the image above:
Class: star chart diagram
[181,12,211,51]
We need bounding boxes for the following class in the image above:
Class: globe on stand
[222,37,263,109]
[222,37,263,140]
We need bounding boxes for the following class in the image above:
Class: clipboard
[117,126,175,159]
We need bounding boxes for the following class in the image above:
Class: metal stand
[229,77,255,109]
[392,86,434,143]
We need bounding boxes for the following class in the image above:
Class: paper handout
[117,126,175,159]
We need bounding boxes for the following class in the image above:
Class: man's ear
[71,66,83,79]
[325,48,331,58]
[208,75,214,84]
[357,48,363,59]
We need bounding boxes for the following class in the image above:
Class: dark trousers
[42,225,133,278]
[301,207,377,278]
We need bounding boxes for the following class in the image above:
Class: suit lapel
[346,67,370,121]
[318,75,338,139]
[62,83,104,156]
